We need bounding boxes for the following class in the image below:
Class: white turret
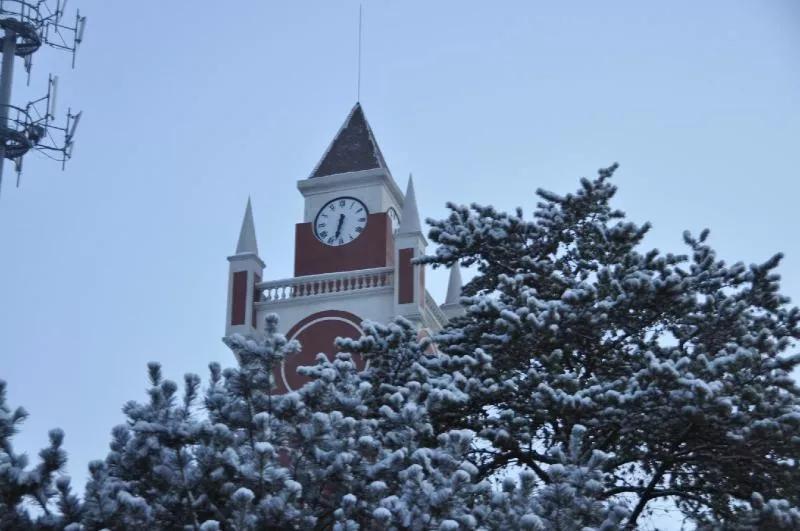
[394,175,428,324]
[397,174,422,235]
[440,262,466,319]
[236,197,259,255]
[226,198,265,337]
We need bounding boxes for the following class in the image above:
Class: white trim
[227,252,265,268]
[256,286,392,309]
[259,266,393,288]
[297,168,404,208]
[257,267,394,308]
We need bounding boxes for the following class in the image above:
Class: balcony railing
[257,267,394,302]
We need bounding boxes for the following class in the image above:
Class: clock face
[314,197,369,246]
[387,207,400,234]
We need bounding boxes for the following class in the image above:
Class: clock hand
[335,213,345,238]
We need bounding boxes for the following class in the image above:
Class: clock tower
[225,103,463,392]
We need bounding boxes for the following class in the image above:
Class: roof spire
[445,263,463,305]
[310,103,390,178]
[235,197,259,255]
[397,173,422,235]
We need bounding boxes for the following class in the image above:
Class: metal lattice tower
[0,0,85,195]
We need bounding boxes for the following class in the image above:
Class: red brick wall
[398,248,414,304]
[294,213,392,276]
[274,310,364,393]
[252,273,261,329]
[231,271,248,326]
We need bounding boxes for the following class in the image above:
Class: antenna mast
[357,4,362,102]
[0,0,86,195]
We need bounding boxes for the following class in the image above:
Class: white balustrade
[257,267,394,303]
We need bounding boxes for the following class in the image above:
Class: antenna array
[0,0,85,194]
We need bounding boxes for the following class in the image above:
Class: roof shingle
[311,103,389,178]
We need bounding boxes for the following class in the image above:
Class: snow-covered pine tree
[420,164,800,528]
[274,318,480,529]
[696,492,800,530]
[206,313,308,529]
[529,425,627,530]
[5,164,798,530]
[473,425,627,531]
[82,362,206,529]
[0,380,79,529]
[84,315,307,530]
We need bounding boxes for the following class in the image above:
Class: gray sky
[1,1,798,526]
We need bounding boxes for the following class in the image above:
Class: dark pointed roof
[310,103,390,178]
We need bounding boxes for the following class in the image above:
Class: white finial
[235,197,259,255]
[445,263,463,305]
[397,173,422,235]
